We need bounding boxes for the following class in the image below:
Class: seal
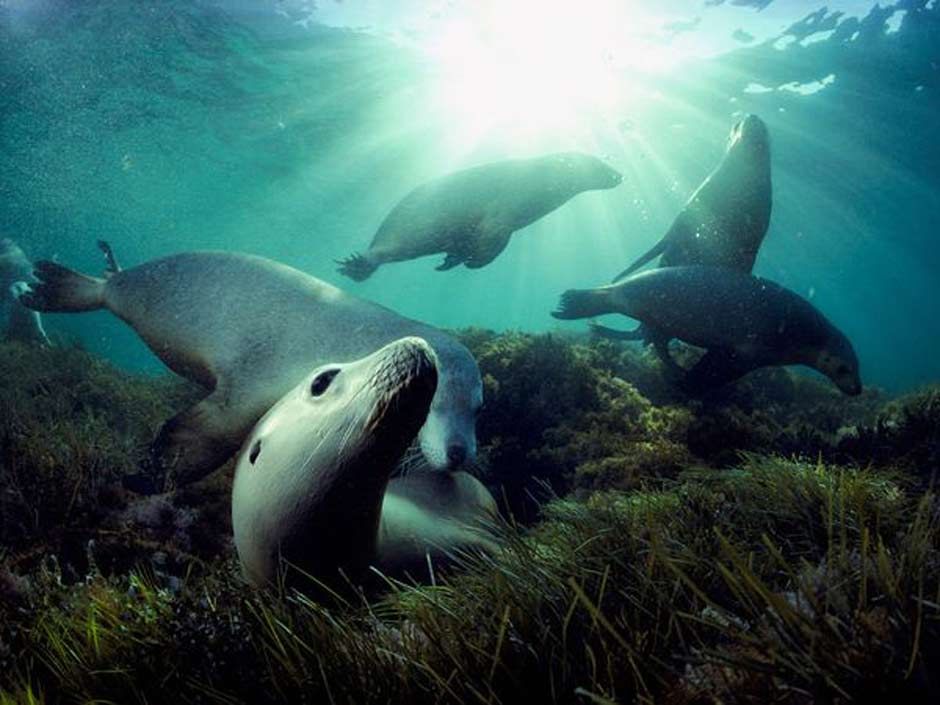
[21,250,484,492]
[0,238,49,346]
[337,152,622,281]
[552,266,861,396]
[614,115,771,282]
[592,115,772,344]
[231,337,497,592]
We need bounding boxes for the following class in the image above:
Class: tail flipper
[97,239,122,275]
[336,253,378,282]
[611,237,668,283]
[588,322,645,341]
[552,288,612,320]
[19,261,106,312]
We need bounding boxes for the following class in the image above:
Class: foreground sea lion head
[232,337,438,588]
[417,345,482,469]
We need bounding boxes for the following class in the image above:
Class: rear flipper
[552,287,614,320]
[336,252,378,282]
[18,261,106,312]
[589,321,646,342]
[679,348,761,396]
[97,239,122,275]
[125,394,244,494]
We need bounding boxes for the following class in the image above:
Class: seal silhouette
[231,337,497,592]
[553,266,861,396]
[0,238,49,345]
[593,115,772,345]
[21,250,483,492]
[337,152,622,280]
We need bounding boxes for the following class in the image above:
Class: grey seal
[337,152,622,280]
[21,250,483,492]
[232,337,497,592]
[593,115,772,345]
[0,238,49,346]
[553,266,861,396]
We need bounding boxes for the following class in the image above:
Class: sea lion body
[0,239,49,345]
[231,338,496,591]
[613,115,772,282]
[593,116,772,347]
[337,152,622,280]
[554,266,861,395]
[22,252,483,491]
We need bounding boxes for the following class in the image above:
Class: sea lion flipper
[336,253,378,282]
[97,240,121,275]
[138,394,240,493]
[465,226,511,269]
[436,253,464,271]
[680,348,759,395]
[19,261,105,313]
[611,236,669,283]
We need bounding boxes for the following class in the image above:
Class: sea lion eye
[248,439,262,465]
[310,369,340,397]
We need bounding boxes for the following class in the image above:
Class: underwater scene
[1,0,939,702]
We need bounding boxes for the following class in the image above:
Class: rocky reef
[1,334,938,703]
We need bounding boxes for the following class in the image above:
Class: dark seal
[553,266,861,396]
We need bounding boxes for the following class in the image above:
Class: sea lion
[337,152,623,281]
[21,251,483,492]
[553,266,861,396]
[592,115,772,344]
[231,337,497,592]
[0,238,49,346]
[614,115,771,281]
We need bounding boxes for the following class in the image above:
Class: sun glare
[424,1,676,144]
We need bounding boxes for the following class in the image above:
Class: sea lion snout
[730,114,769,153]
[366,337,439,429]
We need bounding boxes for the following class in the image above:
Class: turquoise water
[2,0,938,392]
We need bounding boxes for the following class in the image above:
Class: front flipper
[465,226,512,269]
[679,348,762,396]
[436,252,465,271]
[652,335,686,384]
[125,391,244,494]
[611,236,668,283]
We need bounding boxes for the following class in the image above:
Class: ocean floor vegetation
[1,334,938,703]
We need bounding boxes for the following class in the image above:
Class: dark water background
[1,0,937,393]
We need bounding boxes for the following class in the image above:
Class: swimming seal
[231,337,497,592]
[614,115,771,281]
[553,266,861,396]
[21,251,483,492]
[592,115,772,343]
[0,238,49,346]
[337,152,622,281]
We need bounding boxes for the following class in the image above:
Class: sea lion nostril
[447,444,467,466]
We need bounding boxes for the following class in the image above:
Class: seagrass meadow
[3,1,939,703]
[1,334,938,704]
